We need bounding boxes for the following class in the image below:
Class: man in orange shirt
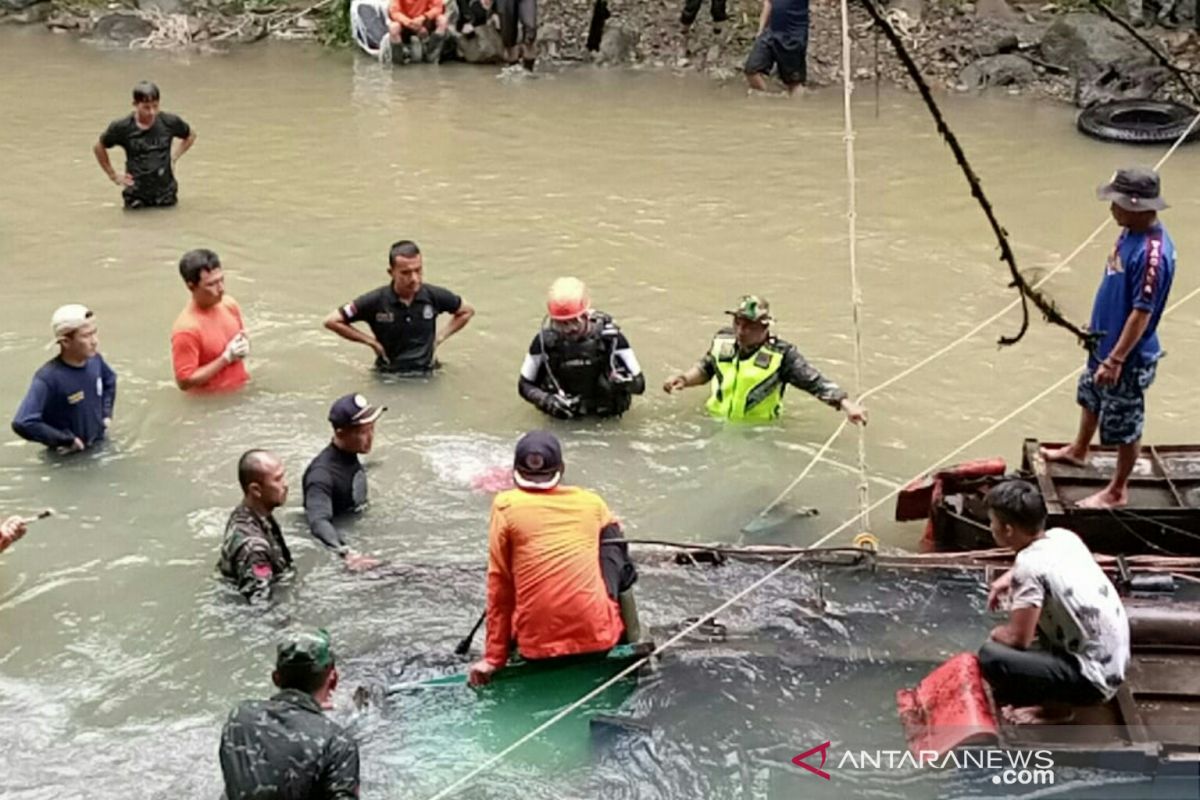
[171,248,250,392]
[386,0,450,63]
[469,431,642,686]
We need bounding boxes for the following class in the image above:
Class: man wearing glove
[171,248,250,392]
[518,277,645,420]
[12,304,117,453]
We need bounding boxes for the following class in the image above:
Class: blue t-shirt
[1088,223,1175,370]
[11,355,117,449]
[768,0,810,39]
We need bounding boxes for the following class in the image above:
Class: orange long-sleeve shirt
[484,486,624,667]
[389,0,444,22]
[170,297,249,392]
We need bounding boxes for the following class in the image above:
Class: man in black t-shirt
[324,240,475,374]
[92,81,197,209]
[745,0,809,95]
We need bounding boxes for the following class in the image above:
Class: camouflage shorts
[1076,361,1157,446]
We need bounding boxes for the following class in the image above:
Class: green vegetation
[317,0,351,46]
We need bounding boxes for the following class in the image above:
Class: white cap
[50,304,94,340]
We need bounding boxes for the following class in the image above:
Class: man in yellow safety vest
[663,295,867,424]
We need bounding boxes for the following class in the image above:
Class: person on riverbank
[92,81,196,209]
[219,629,360,800]
[219,450,294,604]
[1043,168,1174,509]
[302,394,386,571]
[0,517,28,555]
[171,249,250,393]
[979,480,1129,723]
[487,0,538,70]
[745,0,809,94]
[386,0,451,63]
[468,431,642,686]
[12,305,116,453]
[680,0,728,43]
[519,277,645,420]
[324,240,474,375]
[662,295,867,424]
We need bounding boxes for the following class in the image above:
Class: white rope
[839,0,871,534]
[422,280,1200,800]
[752,109,1200,522]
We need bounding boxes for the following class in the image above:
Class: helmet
[547,277,590,321]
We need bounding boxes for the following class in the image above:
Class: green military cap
[726,295,773,323]
[276,628,336,671]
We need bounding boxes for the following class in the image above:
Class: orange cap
[546,277,590,321]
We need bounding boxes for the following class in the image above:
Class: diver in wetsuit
[518,277,646,420]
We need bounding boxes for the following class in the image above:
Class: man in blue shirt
[12,305,117,453]
[745,0,809,94]
[1044,168,1175,508]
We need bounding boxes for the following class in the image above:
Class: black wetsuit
[302,443,367,551]
[99,112,191,208]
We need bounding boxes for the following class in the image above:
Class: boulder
[1039,13,1153,73]
[1074,63,1169,107]
[137,0,189,14]
[974,0,1019,20]
[0,0,47,9]
[973,29,1020,57]
[958,53,1036,89]
[455,24,504,64]
[598,23,638,64]
[93,13,156,42]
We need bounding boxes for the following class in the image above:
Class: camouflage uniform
[217,503,293,603]
[219,631,360,800]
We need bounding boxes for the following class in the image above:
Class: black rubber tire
[1077,99,1200,145]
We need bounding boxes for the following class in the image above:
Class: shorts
[1076,361,1157,445]
[496,0,537,48]
[123,181,178,209]
[744,31,808,86]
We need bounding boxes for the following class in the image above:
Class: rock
[958,53,1036,88]
[974,0,1019,20]
[1039,13,1153,73]
[455,24,504,64]
[598,23,638,64]
[137,0,188,13]
[0,0,48,10]
[93,14,156,42]
[1074,63,1169,107]
[887,0,926,23]
[974,30,1020,56]
[6,0,49,21]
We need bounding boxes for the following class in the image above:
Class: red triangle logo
[792,741,832,780]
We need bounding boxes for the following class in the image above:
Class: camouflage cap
[276,629,336,672]
[726,295,772,323]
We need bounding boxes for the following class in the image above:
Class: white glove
[223,332,250,364]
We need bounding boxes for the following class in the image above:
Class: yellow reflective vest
[705,334,786,421]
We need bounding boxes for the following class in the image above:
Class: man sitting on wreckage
[978,480,1130,723]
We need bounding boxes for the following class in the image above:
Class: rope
[839,0,871,534]
[421,279,1200,800]
[750,108,1200,523]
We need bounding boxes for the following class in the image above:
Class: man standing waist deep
[325,240,474,374]
[171,248,250,393]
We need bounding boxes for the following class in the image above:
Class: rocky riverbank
[3,0,1199,106]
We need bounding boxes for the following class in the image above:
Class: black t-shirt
[302,443,367,550]
[768,0,810,38]
[339,283,462,373]
[100,112,191,196]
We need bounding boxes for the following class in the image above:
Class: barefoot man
[1044,168,1175,508]
[979,480,1129,724]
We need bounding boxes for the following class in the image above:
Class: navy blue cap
[513,431,563,490]
[328,393,386,429]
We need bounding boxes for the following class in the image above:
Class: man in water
[979,480,1129,723]
[303,394,386,571]
[745,0,809,95]
[218,450,294,604]
[324,240,474,375]
[1043,168,1175,509]
[662,295,866,424]
[12,305,116,453]
[92,81,196,209]
[0,517,28,555]
[519,277,645,419]
[469,431,641,686]
[219,629,360,799]
[171,249,250,393]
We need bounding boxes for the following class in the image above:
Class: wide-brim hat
[1097,167,1167,212]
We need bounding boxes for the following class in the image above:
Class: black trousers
[978,641,1105,707]
[680,0,728,26]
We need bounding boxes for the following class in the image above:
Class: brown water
[0,26,1197,799]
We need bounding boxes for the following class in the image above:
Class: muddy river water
[1,25,1197,800]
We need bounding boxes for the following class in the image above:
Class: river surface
[1,26,1198,800]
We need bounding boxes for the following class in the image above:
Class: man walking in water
[1044,168,1175,509]
[93,81,196,209]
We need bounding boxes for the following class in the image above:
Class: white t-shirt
[1010,528,1130,699]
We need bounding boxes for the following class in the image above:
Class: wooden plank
[1149,446,1187,509]
[1024,439,1065,515]
[1114,684,1152,745]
